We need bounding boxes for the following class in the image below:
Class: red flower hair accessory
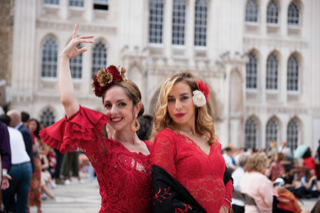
[192,81,209,107]
[91,65,127,97]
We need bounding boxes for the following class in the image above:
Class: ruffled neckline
[109,137,152,158]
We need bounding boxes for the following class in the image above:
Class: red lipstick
[175,113,186,118]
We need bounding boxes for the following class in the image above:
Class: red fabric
[152,129,232,213]
[30,131,35,145]
[304,157,317,174]
[40,105,153,213]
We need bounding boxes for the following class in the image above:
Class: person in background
[234,147,246,165]
[294,169,320,198]
[223,147,237,173]
[1,114,32,213]
[240,153,273,213]
[281,166,296,192]
[21,111,30,128]
[62,150,84,184]
[40,153,57,201]
[269,140,278,159]
[7,110,34,173]
[303,147,317,175]
[27,118,43,213]
[0,115,12,190]
[136,115,153,140]
[231,153,250,213]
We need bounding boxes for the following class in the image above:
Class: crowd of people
[1,25,320,213]
[222,141,320,212]
[0,109,87,213]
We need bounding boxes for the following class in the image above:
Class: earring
[131,115,140,131]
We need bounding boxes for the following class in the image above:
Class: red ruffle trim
[39,105,109,154]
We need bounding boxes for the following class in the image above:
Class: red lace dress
[39,105,153,213]
[152,129,233,213]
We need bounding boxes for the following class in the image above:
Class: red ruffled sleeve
[152,129,177,178]
[39,105,108,154]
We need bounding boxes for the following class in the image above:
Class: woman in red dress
[40,25,152,213]
[151,72,233,213]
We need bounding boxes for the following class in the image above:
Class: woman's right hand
[60,24,94,59]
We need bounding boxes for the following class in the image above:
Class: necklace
[179,129,194,135]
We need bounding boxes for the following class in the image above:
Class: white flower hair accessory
[193,80,210,107]
[193,90,206,107]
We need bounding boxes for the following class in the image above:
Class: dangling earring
[131,115,140,131]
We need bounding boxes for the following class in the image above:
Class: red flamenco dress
[40,105,153,213]
[152,129,233,213]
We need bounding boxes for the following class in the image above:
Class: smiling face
[103,85,140,131]
[167,82,196,127]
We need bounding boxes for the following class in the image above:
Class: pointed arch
[39,107,56,127]
[287,117,300,152]
[266,116,280,148]
[91,41,108,79]
[245,116,259,148]
[267,0,279,25]
[287,54,300,92]
[245,0,259,23]
[266,52,280,90]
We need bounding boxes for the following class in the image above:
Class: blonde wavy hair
[150,72,217,145]
[244,153,269,173]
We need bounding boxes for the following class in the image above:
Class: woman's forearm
[58,55,79,118]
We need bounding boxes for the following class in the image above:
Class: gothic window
[194,0,207,47]
[40,109,55,127]
[287,55,299,91]
[288,3,300,26]
[70,44,83,79]
[41,37,58,78]
[246,53,258,89]
[94,0,109,11]
[266,54,278,90]
[245,0,258,23]
[172,0,186,45]
[92,41,107,79]
[287,119,299,152]
[69,0,84,7]
[267,1,279,24]
[245,118,258,148]
[149,0,164,44]
[44,0,60,5]
[266,118,279,148]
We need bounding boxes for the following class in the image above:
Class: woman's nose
[175,100,182,111]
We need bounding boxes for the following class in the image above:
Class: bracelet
[224,198,231,205]
[2,171,7,175]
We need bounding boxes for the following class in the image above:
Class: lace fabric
[40,105,153,213]
[152,129,233,213]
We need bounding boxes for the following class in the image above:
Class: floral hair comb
[193,81,209,107]
[92,65,127,97]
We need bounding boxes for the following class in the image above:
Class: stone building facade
[10,0,320,152]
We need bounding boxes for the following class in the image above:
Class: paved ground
[30,175,319,213]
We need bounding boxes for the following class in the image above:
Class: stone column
[164,0,173,61]
[11,0,36,110]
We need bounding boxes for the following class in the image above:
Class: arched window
[149,0,164,44]
[194,0,207,47]
[287,119,299,152]
[287,55,299,91]
[246,53,258,89]
[266,54,278,90]
[70,44,83,79]
[245,117,258,148]
[288,3,300,26]
[266,118,279,148]
[91,41,107,79]
[41,37,58,78]
[40,109,55,127]
[172,0,186,45]
[245,0,258,23]
[267,1,279,24]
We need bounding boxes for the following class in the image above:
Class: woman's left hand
[220,205,229,213]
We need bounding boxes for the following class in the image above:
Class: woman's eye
[168,98,175,102]
[104,104,112,108]
[181,96,189,101]
[119,102,127,107]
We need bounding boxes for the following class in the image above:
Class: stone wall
[0,0,14,106]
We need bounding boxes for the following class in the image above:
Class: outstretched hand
[61,24,94,59]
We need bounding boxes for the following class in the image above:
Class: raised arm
[59,24,94,118]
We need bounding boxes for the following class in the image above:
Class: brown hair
[102,80,144,117]
[150,72,216,145]
[244,153,268,173]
